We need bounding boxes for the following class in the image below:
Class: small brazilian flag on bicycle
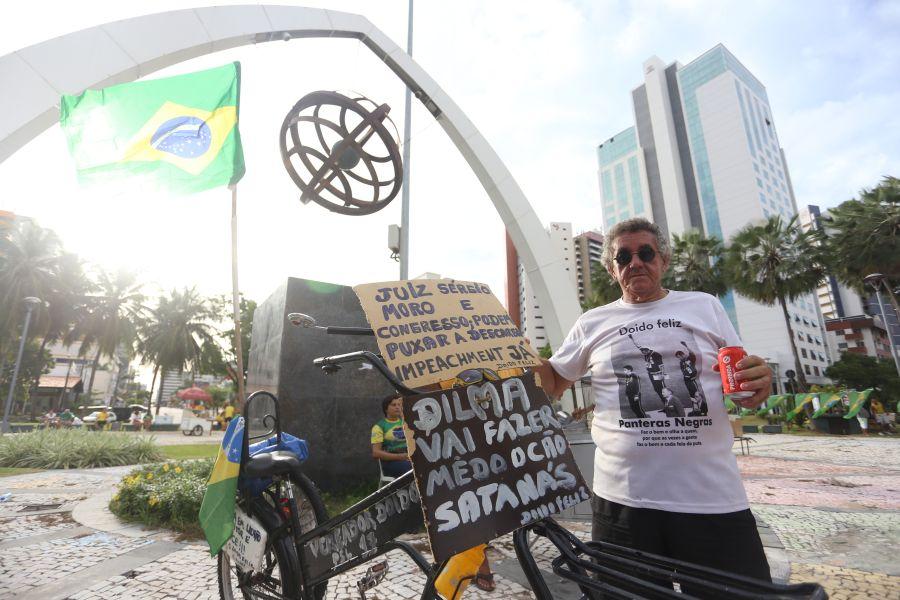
[59,62,245,194]
[200,416,244,556]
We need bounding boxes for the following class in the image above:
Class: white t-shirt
[550,290,749,514]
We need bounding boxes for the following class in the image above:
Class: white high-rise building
[598,44,829,388]
[505,223,605,349]
[513,222,578,350]
[505,224,603,413]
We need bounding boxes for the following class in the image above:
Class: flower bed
[109,459,213,537]
[0,429,164,469]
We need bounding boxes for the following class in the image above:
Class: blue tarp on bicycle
[238,432,310,497]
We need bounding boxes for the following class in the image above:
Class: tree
[0,341,53,416]
[724,215,827,391]
[205,383,234,408]
[0,220,69,417]
[208,294,256,389]
[581,263,621,311]
[663,229,727,297]
[825,353,900,407]
[65,269,146,398]
[0,220,61,344]
[823,175,900,311]
[27,253,93,417]
[139,287,219,413]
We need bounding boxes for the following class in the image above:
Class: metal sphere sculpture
[279,90,403,216]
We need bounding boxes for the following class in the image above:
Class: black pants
[591,495,770,596]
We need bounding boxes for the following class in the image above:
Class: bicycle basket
[515,519,827,600]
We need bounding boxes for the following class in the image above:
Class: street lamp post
[1,297,43,434]
[863,273,900,377]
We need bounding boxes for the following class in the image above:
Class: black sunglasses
[614,245,656,266]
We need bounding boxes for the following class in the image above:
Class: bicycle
[216,313,827,600]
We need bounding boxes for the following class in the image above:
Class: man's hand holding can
[714,347,772,409]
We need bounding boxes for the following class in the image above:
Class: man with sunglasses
[534,218,773,588]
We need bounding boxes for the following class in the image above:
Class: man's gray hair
[601,218,671,271]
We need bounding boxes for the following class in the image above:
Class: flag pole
[229,184,246,407]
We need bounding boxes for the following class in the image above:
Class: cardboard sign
[402,372,590,562]
[226,508,269,572]
[302,479,423,580]
[353,279,541,388]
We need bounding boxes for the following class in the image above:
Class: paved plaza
[0,434,897,599]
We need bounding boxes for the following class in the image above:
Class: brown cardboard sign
[402,372,590,562]
[352,279,541,389]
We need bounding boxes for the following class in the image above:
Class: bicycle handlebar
[313,350,419,395]
[323,326,375,336]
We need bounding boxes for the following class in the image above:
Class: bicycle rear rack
[513,519,827,600]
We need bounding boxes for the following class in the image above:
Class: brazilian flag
[786,393,814,421]
[200,416,244,556]
[60,62,244,194]
[843,389,874,419]
[811,392,842,419]
[756,394,789,417]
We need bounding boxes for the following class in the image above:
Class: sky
[1,0,898,315]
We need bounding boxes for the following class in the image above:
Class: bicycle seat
[243,450,303,478]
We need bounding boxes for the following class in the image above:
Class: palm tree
[823,175,900,312]
[65,269,146,400]
[0,220,61,340]
[724,215,827,391]
[663,229,727,297]
[27,253,93,416]
[139,288,219,413]
[0,220,61,414]
[582,263,621,310]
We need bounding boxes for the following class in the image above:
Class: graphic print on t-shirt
[612,320,708,419]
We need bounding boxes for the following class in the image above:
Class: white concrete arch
[0,5,581,347]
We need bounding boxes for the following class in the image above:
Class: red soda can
[718,346,753,398]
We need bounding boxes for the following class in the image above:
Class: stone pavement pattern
[0,433,897,599]
[739,435,900,599]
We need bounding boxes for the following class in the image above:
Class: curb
[71,476,165,539]
[755,515,791,584]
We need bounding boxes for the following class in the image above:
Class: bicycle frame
[296,472,447,598]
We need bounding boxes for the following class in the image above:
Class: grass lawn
[0,467,43,477]
[322,481,380,516]
[162,444,219,460]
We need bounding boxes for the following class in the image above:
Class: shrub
[0,429,164,469]
[110,459,213,536]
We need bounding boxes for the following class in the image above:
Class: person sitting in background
[95,407,109,431]
[371,394,412,478]
[42,409,58,429]
[141,411,153,431]
[130,409,143,431]
[223,403,235,424]
[58,409,74,428]
[870,398,894,434]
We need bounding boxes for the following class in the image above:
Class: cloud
[779,91,900,209]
